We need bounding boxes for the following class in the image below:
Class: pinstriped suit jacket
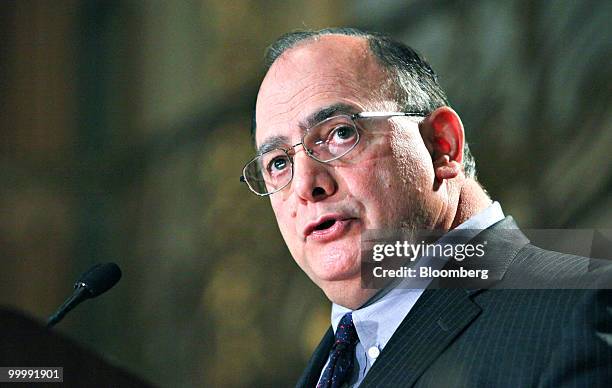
[296,217,612,387]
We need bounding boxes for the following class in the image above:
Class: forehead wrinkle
[259,80,355,125]
[261,75,367,128]
[267,73,360,107]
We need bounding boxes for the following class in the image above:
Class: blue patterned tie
[317,312,359,388]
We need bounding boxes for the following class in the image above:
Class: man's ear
[419,106,465,181]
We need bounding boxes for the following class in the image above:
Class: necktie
[317,312,359,388]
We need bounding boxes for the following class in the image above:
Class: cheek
[350,131,433,190]
[340,158,400,220]
[270,197,298,243]
[343,141,397,190]
[390,131,435,184]
[341,144,436,228]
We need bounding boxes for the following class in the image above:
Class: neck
[325,278,379,310]
[450,179,491,229]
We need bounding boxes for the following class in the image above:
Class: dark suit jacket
[296,217,612,387]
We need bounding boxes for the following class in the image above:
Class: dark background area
[1,1,611,386]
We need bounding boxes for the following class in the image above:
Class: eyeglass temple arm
[355,111,427,118]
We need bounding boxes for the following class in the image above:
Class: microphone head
[75,262,122,298]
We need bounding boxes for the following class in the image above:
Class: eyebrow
[301,103,358,128]
[256,103,358,155]
[257,135,291,155]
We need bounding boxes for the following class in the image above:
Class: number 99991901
[1,367,63,382]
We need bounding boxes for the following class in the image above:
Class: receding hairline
[270,33,370,61]
[264,33,391,85]
[255,34,398,143]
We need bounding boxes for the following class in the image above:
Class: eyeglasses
[240,111,426,196]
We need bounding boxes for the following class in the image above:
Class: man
[240,28,612,387]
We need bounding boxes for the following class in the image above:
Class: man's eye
[268,156,289,173]
[331,125,357,142]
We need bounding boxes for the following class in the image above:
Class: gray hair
[259,27,477,178]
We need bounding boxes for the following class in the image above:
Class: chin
[311,247,360,282]
[322,280,376,310]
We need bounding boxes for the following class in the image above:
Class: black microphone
[46,262,122,328]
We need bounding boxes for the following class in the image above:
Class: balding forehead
[269,35,376,76]
[258,35,389,107]
[254,35,392,146]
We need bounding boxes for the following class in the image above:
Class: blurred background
[1,0,611,386]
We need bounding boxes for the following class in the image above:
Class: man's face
[255,36,447,308]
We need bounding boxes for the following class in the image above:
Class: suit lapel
[359,289,481,387]
[295,327,334,388]
[359,216,530,387]
[437,216,530,289]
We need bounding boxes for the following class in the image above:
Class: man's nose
[291,150,337,202]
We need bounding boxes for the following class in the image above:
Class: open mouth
[304,214,357,240]
[314,219,337,231]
